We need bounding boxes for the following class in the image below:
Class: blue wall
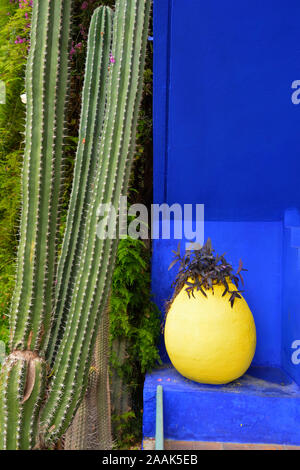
[152,222,283,366]
[154,0,300,220]
[282,209,300,384]
[153,0,300,376]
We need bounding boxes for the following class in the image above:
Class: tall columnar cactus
[47,5,113,362]
[65,304,112,450]
[10,0,73,355]
[0,0,151,450]
[0,0,73,450]
[110,338,131,438]
[41,0,151,445]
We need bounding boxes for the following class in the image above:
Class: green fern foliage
[109,235,161,448]
[110,236,161,375]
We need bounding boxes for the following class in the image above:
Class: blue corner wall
[154,0,300,220]
[152,221,283,367]
[282,209,300,385]
[153,0,300,381]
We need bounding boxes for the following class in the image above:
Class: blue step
[143,365,300,445]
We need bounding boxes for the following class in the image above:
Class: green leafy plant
[111,236,161,373]
[168,239,247,308]
[0,0,32,346]
[111,411,136,450]
[109,234,161,448]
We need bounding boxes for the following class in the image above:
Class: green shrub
[110,236,161,375]
[110,235,161,448]
[0,0,32,345]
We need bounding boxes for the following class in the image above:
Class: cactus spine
[10,0,73,353]
[41,0,151,445]
[0,0,73,450]
[0,0,151,450]
[65,304,112,450]
[47,6,113,362]
[0,352,46,450]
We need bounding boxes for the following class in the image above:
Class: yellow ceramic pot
[164,281,256,384]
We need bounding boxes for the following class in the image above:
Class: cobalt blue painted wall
[152,222,283,366]
[143,366,300,444]
[282,209,300,385]
[154,0,300,220]
[153,0,300,372]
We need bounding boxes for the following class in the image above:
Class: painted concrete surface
[150,0,300,445]
[282,209,300,386]
[154,0,300,220]
[152,220,284,367]
[143,439,300,450]
[143,366,300,445]
[152,0,300,370]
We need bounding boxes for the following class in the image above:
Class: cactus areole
[0,0,151,450]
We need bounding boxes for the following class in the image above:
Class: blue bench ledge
[143,365,300,446]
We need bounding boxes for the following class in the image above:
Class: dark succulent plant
[168,238,247,309]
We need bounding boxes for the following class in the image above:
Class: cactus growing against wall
[65,304,112,450]
[0,0,151,450]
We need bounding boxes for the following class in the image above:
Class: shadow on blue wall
[152,221,283,368]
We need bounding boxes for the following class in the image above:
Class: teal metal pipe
[155,385,164,450]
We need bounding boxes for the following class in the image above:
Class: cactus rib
[0,0,151,450]
[47,6,113,363]
[10,0,73,353]
[0,352,46,450]
[41,0,151,444]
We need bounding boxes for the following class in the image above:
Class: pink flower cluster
[79,24,88,41]
[69,0,99,59]
[18,0,33,8]
[11,0,32,49]
[81,0,97,10]
[14,35,28,44]
[70,41,83,58]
